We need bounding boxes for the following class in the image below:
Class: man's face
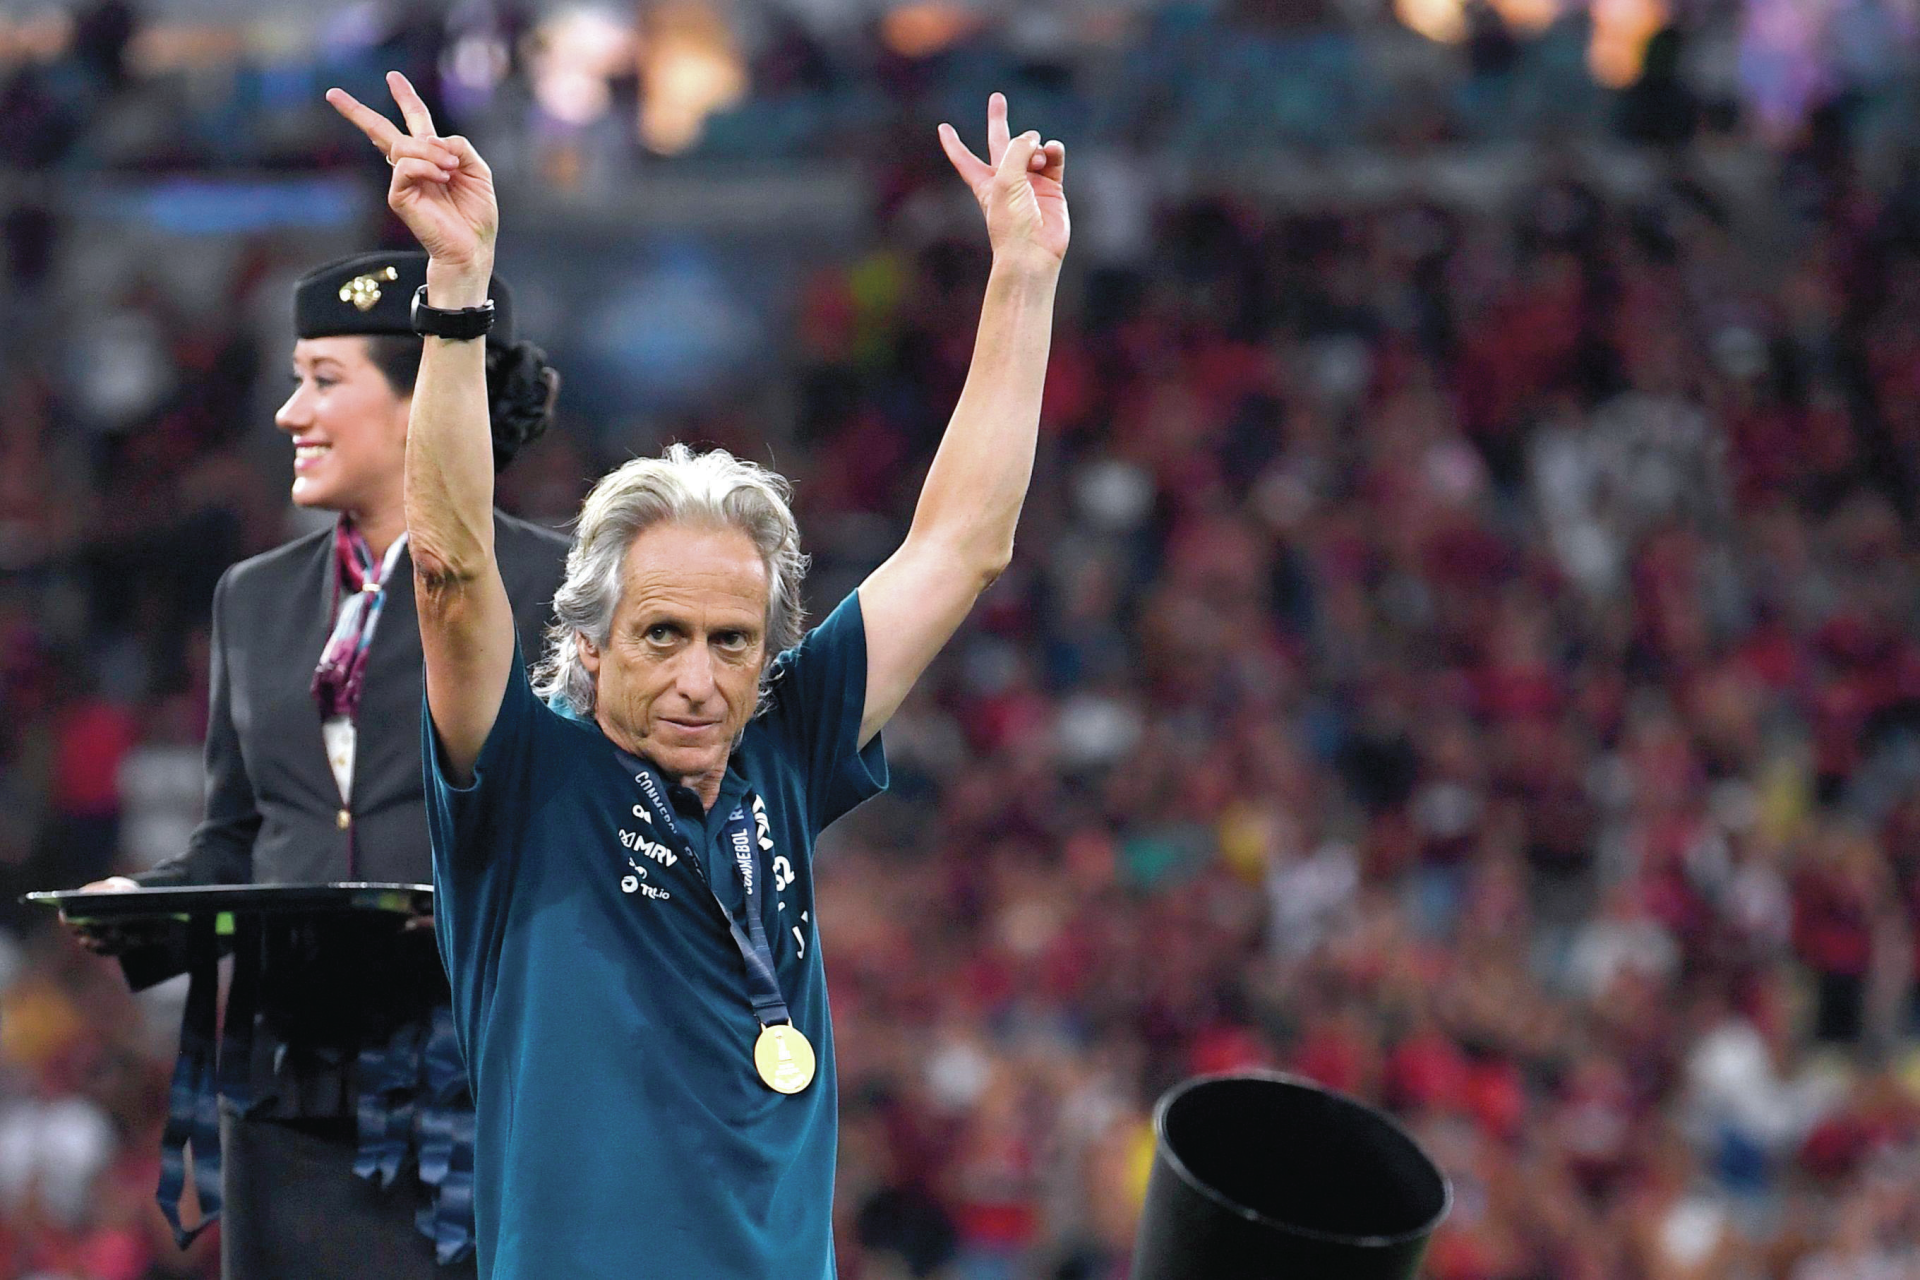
[579,522,769,797]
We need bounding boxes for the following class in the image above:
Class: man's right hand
[325,71,497,301]
[63,877,152,955]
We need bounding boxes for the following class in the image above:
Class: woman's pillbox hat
[294,250,515,348]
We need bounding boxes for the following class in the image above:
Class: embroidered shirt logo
[623,770,678,902]
[753,795,796,893]
[621,860,670,901]
[621,827,677,867]
[634,771,677,836]
[752,795,773,851]
[730,821,754,893]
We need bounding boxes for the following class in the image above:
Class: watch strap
[409,285,496,341]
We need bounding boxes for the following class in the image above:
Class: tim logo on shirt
[620,858,671,901]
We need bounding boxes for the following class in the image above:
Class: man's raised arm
[328,72,515,781]
[858,94,1069,746]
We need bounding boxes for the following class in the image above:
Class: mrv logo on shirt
[619,832,677,898]
[621,825,678,867]
[618,803,678,901]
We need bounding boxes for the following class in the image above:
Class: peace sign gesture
[938,93,1069,273]
[326,72,498,286]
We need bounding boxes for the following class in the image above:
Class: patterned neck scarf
[311,519,409,721]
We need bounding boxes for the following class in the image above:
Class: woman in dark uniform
[67,251,568,1279]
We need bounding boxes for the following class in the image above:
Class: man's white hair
[532,443,809,716]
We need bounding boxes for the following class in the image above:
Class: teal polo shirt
[424,593,886,1280]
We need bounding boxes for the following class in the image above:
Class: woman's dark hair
[363,335,559,473]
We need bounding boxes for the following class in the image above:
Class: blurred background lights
[880,3,981,59]
[1395,0,1470,44]
[1589,0,1670,87]
[444,31,510,96]
[1491,0,1563,33]
[0,7,74,64]
[1395,0,1562,46]
[637,2,746,156]
[1396,0,1671,85]
[531,5,637,127]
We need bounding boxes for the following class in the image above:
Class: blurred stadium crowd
[3,1,1920,1278]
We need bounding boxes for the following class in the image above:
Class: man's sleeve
[423,636,545,985]
[763,592,888,833]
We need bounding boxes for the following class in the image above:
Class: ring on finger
[386,151,397,167]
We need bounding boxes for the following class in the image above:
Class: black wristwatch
[409,285,496,341]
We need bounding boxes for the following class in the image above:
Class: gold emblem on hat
[339,265,400,312]
[753,1023,816,1094]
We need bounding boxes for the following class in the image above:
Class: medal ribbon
[617,750,793,1029]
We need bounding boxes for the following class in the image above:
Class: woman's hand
[325,72,498,295]
[937,93,1069,274]
[62,877,145,956]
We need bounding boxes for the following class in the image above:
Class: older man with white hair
[327,72,1068,1279]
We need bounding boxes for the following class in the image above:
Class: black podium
[1131,1073,1451,1280]
[29,882,436,1246]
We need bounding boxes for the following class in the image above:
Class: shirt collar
[558,694,752,817]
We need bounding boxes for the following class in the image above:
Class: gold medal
[753,1023,816,1095]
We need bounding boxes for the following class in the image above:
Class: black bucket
[1130,1073,1451,1280]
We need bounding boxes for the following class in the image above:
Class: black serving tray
[25,882,433,927]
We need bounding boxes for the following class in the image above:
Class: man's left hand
[938,93,1069,273]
